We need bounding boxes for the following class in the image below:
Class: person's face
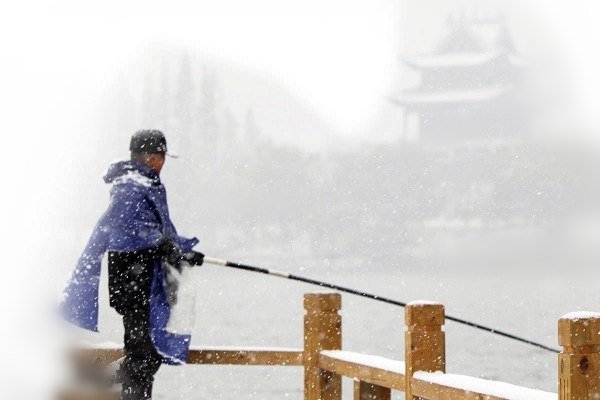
[147,154,166,174]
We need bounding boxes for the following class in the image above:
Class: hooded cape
[60,160,199,364]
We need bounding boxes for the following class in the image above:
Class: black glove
[184,251,204,266]
[157,237,184,266]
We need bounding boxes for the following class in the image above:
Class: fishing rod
[203,256,560,354]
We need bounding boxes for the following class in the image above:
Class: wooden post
[558,312,600,400]
[304,293,342,400]
[404,301,445,400]
[353,380,391,400]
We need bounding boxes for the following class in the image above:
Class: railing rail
[318,350,405,391]
[73,345,303,367]
[62,293,600,400]
[411,371,555,400]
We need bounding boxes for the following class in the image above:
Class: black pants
[108,250,163,400]
[120,307,162,399]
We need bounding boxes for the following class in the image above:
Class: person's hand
[184,251,204,266]
[157,237,183,265]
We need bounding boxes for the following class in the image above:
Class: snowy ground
[75,256,598,400]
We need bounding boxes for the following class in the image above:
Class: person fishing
[61,129,205,400]
[60,129,556,399]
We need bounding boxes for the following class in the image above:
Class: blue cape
[60,160,199,364]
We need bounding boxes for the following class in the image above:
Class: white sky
[2,0,402,134]
[3,0,600,137]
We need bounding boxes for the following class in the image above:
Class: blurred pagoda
[392,13,527,142]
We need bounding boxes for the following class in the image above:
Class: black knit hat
[129,130,177,158]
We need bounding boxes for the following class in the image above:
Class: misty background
[2,0,600,399]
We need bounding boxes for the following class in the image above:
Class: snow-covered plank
[76,341,122,350]
[319,350,406,391]
[72,342,124,367]
[403,51,503,69]
[412,371,556,400]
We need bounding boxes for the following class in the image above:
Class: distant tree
[140,64,171,131]
[101,74,137,159]
[140,74,155,127]
[156,65,171,130]
[113,78,137,134]
[174,53,195,156]
[198,67,219,149]
[244,109,260,141]
[223,108,238,141]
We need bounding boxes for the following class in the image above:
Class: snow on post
[558,311,600,400]
[404,301,445,400]
[303,293,342,400]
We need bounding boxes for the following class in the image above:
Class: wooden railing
[65,293,600,400]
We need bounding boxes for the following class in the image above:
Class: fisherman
[61,129,204,400]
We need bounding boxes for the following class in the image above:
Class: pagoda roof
[391,86,509,106]
[436,16,516,54]
[402,51,504,69]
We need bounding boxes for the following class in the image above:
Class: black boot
[120,372,153,400]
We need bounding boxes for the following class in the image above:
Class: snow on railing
[319,350,406,375]
[413,371,556,400]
